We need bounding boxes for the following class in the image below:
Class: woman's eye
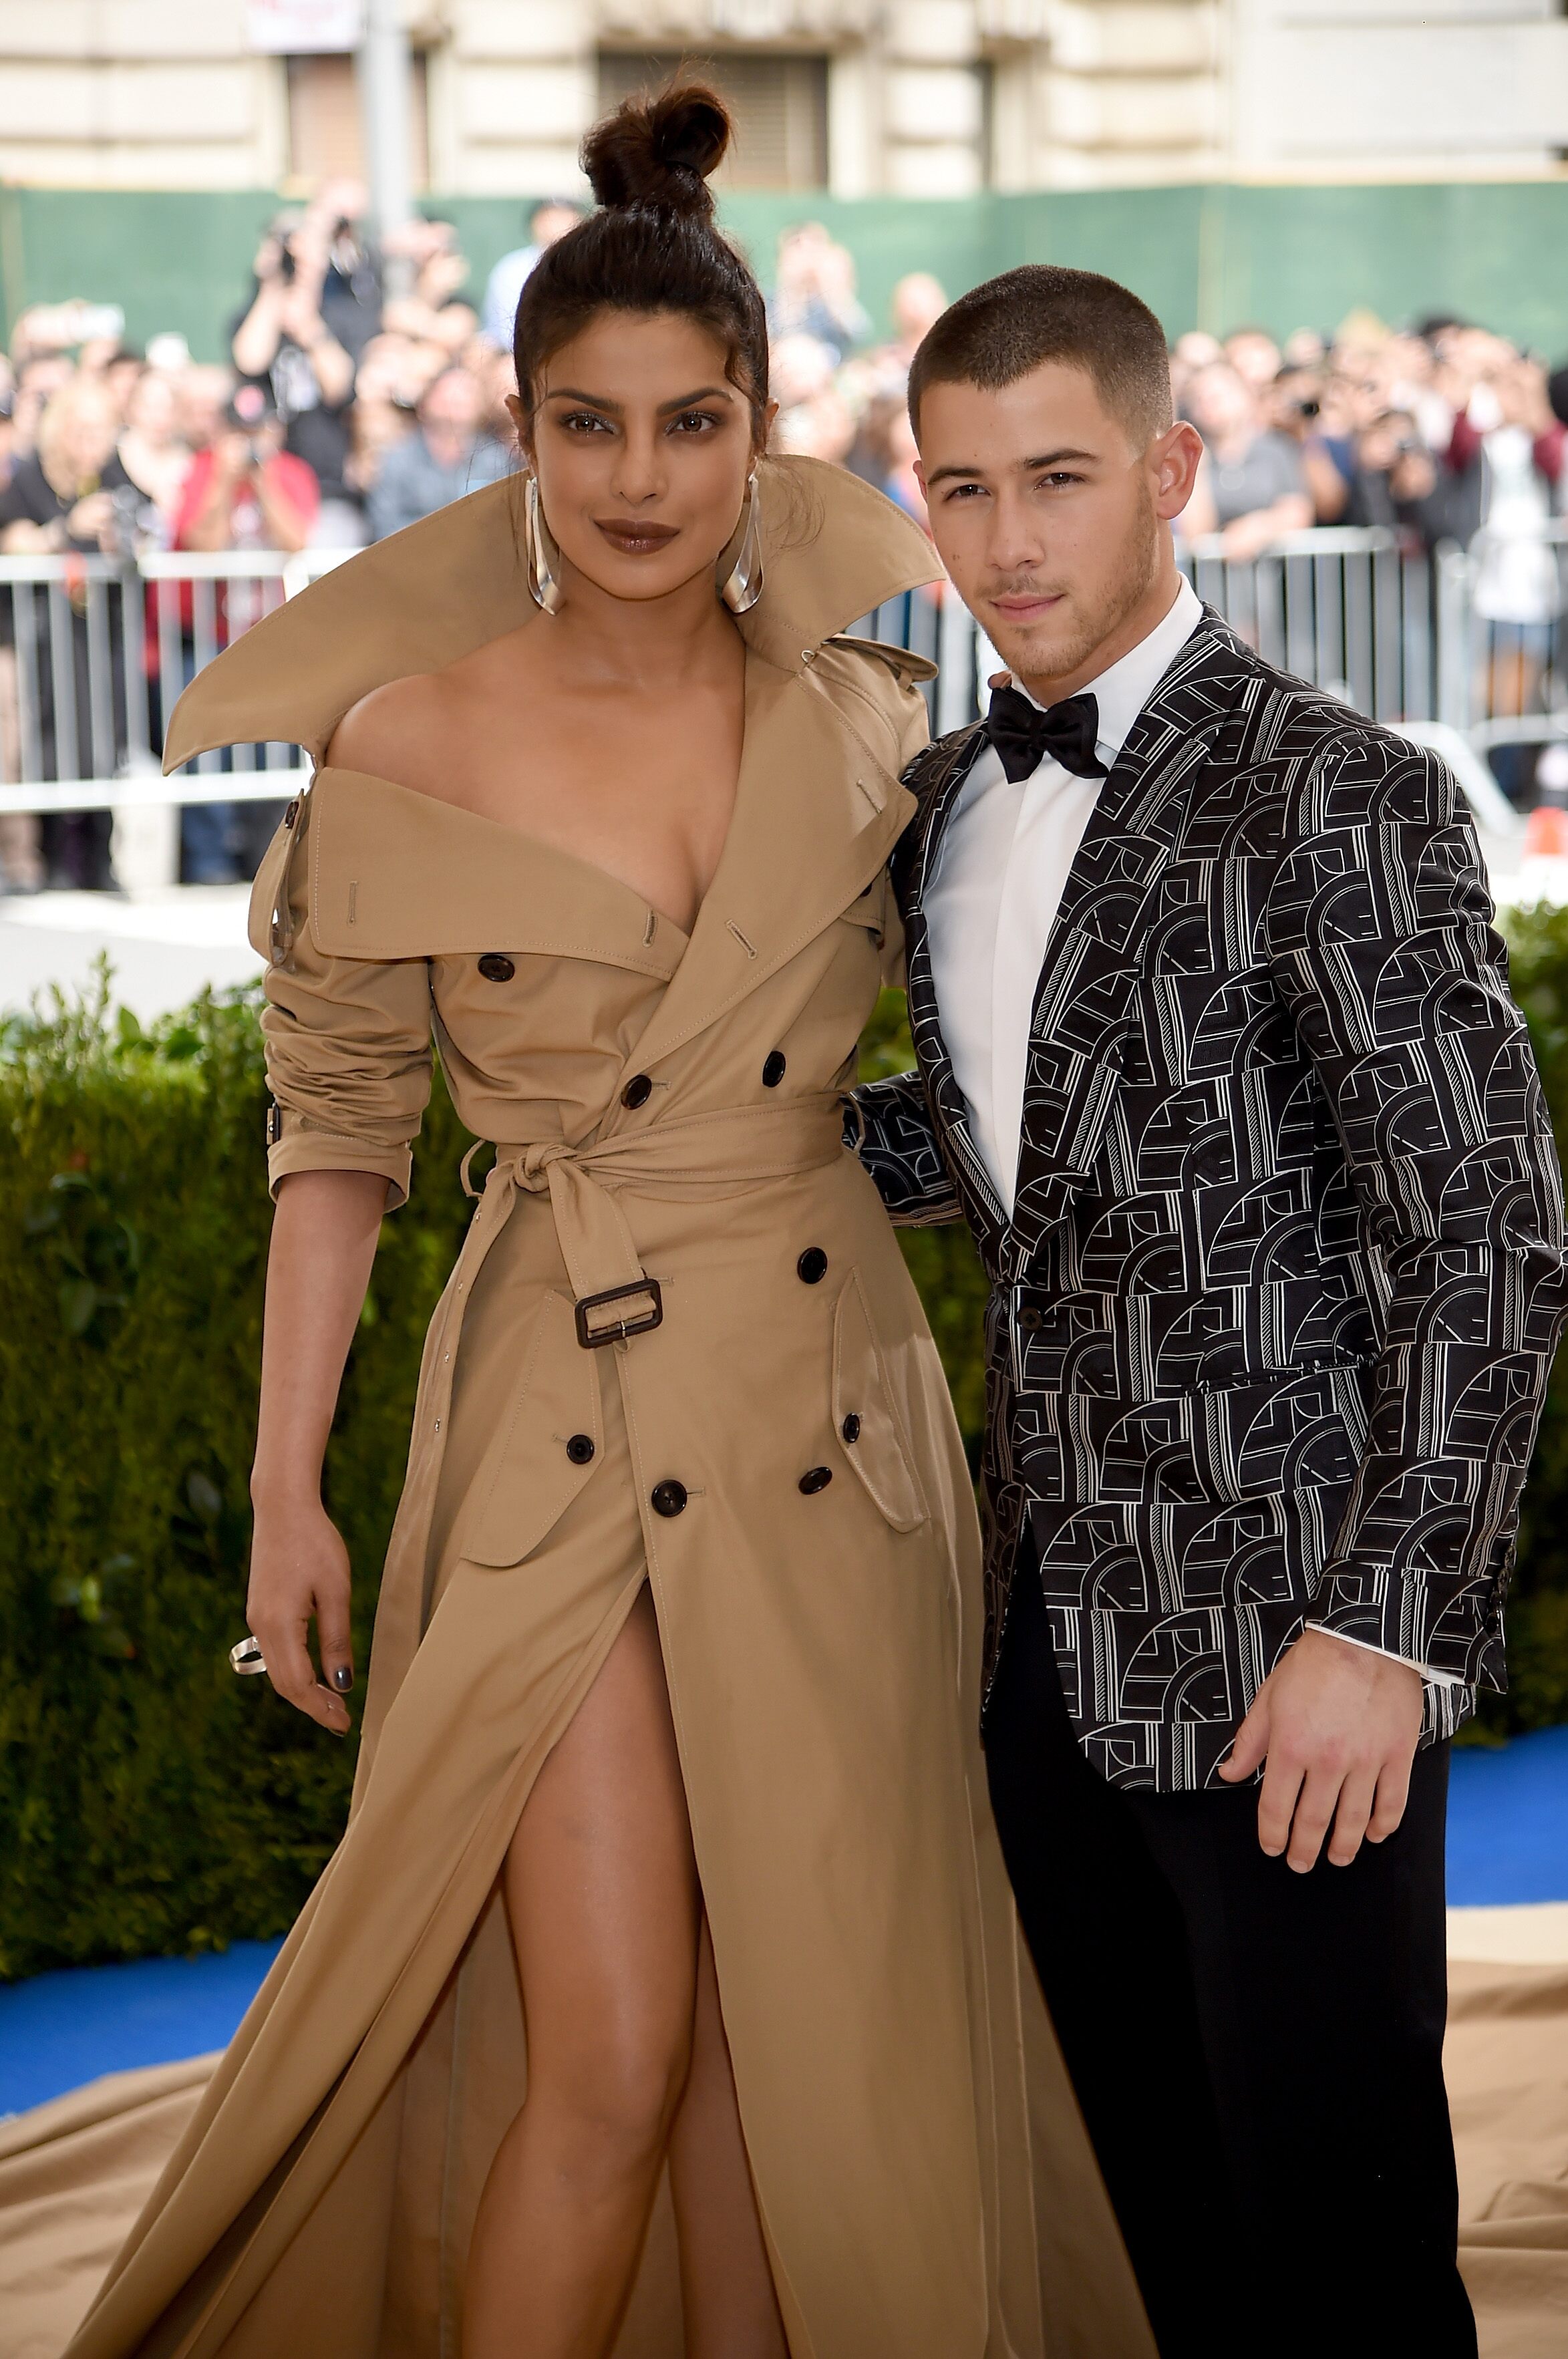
[561,411,611,434]
[669,410,720,434]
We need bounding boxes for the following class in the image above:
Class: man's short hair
[907,264,1173,448]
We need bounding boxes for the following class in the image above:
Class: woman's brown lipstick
[595,519,681,555]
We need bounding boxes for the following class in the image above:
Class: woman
[65,88,1135,2359]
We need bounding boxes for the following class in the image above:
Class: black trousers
[985,1549,1476,2359]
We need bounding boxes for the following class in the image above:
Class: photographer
[0,373,138,888]
[168,383,319,883]
[230,207,361,542]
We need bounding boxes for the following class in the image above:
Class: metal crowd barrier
[0,527,1556,891]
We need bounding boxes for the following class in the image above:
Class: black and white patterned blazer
[853,607,1568,1791]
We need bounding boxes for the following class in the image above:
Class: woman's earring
[718,474,764,615]
[523,473,565,615]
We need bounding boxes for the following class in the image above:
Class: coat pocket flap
[462,1293,604,1567]
[832,1269,929,1533]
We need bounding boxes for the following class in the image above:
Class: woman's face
[514,311,766,608]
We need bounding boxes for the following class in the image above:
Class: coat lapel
[627,649,915,1076]
[1004,611,1253,1275]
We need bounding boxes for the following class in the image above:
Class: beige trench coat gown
[64,460,1148,2359]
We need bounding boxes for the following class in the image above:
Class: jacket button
[796,1247,828,1284]
[1018,1307,1044,1331]
[841,1413,861,1444]
[565,1434,595,1465]
[621,1074,653,1109]
[762,1050,786,1088]
[798,1466,833,1495]
[478,953,514,983]
[651,1479,688,1518]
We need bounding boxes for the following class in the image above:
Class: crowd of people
[0,177,1563,892]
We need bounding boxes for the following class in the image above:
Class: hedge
[4,927,1568,1978]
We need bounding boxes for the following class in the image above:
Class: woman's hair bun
[581,82,732,220]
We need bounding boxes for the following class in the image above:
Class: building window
[286,51,430,187]
[597,51,828,189]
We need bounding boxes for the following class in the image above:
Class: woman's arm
[247,1168,387,1734]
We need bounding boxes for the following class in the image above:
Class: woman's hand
[247,1488,355,1736]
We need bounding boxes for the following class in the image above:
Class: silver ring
[229,1635,267,1676]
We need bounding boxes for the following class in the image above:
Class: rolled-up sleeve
[250,797,434,1209]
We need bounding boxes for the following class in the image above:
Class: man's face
[915,361,1200,689]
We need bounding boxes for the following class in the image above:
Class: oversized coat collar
[899,605,1257,1280]
[186,456,941,1079]
[162,453,939,771]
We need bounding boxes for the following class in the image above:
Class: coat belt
[461,1096,849,1342]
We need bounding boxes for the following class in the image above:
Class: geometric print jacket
[852,607,1568,1790]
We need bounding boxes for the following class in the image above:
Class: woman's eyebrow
[656,386,733,412]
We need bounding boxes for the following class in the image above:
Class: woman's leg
[464,1585,701,2359]
[669,1915,789,2359]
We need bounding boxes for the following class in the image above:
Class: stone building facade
[0,1,1563,196]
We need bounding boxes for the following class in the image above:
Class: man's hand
[1217,1627,1424,1871]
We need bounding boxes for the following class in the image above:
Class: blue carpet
[1446,1722,1568,1905]
[1,1730,1564,2116]
[0,1939,283,2116]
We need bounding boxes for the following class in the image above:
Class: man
[479,199,583,351]
[852,264,1568,2356]
[365,363,510,542]
[1180,355,1312,557]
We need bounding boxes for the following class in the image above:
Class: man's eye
[1038,472,1082,489]
[945,482,986,501]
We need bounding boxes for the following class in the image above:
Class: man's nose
[981,493,1046,576]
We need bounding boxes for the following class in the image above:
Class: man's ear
[913,458,928,500]
[1151,420,1204,522]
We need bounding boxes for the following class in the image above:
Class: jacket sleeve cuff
[1305,1568,1498,1687]
[266,1104,412,1211]
[1308,1624,1464,1690]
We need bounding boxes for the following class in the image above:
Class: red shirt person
[171,382,319,639]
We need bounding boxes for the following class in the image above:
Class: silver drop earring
[523,473,565,615]
[718,474,764,615]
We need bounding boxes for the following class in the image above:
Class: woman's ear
[504,391,531,467]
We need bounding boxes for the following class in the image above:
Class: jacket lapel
[897,725,1013,1261]
[1004,611,1253,1275]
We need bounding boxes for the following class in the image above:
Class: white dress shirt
[923,575,1454,1691]
[925,575,1202,1221]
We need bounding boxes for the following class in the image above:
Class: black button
[621,1074,653,1109]
[798,1466,833,1495]
[478,953,514,983]
[651,1479,688,1518]
[841,1413,861,1444]
[762,1050,787,1088]
[565,1434,595,1465]
[796,1247,828,1285]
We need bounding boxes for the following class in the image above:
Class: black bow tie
[983,685,1108,784]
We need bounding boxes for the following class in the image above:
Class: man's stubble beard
[987,482,1162,695]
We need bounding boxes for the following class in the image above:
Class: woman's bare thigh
[502,1583,701,2116]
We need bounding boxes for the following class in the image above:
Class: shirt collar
[1013,573,1203,765]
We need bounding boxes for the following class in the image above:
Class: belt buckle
[575,1277,664,1350]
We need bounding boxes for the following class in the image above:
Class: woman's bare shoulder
[324,671,455,797]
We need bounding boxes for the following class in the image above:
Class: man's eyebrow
[923,446,1099,487]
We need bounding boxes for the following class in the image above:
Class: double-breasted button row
[477,953,514,983]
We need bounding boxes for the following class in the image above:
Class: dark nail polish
[332,1666,353,1692]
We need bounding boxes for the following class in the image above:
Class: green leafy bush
[5,925,1568,1977]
